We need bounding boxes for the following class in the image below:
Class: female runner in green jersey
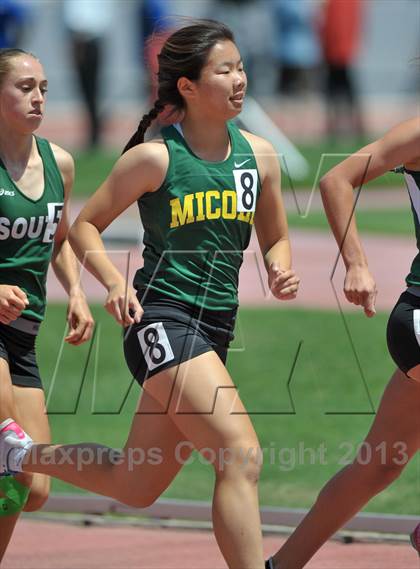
[0,49,93,560]
[0,22,299,568]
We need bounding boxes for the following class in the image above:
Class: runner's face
[193,40,247,120]
[0,55,47,133]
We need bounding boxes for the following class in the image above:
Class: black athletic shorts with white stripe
[123,291,237,386]
[387,289,420,374]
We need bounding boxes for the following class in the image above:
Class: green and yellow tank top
[134,122,262,310]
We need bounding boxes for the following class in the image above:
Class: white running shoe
[0,418,33,475]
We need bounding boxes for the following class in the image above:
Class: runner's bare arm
[50,145,81,294]
[320,118,420,315]
[320,117,420,269]
[245,133,299,300]
[69,142,168,292]
[50,144,94,344]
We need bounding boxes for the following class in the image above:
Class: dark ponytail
[122,99,165,154]
[122,19,235,154]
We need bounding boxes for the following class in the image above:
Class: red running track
[3,519,417,569]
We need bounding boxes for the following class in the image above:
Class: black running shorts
[123,291,237,386]
[387,290,420,374]
[0,317,42,389]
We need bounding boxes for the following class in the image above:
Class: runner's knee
[368,461,406,491]
[24,486,49,512]
[350,457,406,492]
[212,438,262,484]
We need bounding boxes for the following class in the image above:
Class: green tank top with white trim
[404,168,420,286]
[134,122,262,310]
[0,136,64,321]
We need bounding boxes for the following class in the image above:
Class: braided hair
[122,20,235,155]
[122,100,165,154]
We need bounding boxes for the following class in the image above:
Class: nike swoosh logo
[234,159,251,168]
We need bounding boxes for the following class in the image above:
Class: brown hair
[122,19,235,154]
[0,48,36,89]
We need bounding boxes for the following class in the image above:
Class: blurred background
[3,0,419,520]
[4,0,419,153]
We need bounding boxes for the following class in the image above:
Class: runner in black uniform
[0,22,299,569]
[0,49,93,561]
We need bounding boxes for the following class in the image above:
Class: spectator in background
[319,0,365,138]
[63,0,115,149]
[140,0,170,46]
[0,0,29,48]
[211,0,275,95]
[271,0,321,96]
[138,0,172,103]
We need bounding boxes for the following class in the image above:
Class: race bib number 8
[233,169,258,213]
[137,322,175,371]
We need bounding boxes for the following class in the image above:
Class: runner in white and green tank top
[265,117,420,569]
[0,135,65,321]
[0,48,93,561]
[404,168,420,287]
